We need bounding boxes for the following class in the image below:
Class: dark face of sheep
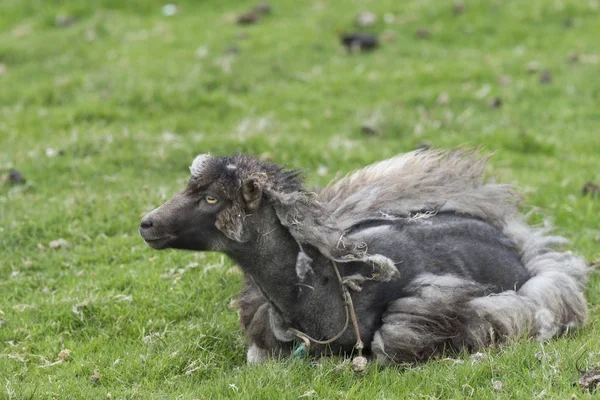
[139,154,302,254]
[139,183,233,251]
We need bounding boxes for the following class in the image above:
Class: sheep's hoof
[351,356,368,373]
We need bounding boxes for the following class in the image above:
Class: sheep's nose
[140,216,154,230]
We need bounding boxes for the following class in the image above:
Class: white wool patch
[189,153,211,177]
[295,251,314,281]
[412,273,479,299]
[247,344,269,364]
[226,163,237,171]
[535,308,558,340]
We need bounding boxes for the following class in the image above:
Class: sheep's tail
[372,218,589,364]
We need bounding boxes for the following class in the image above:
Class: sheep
[139,149,589,365]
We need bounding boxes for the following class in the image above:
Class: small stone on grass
[298,390,316,398]
[90,369,101,383]
[57,349,71,361]
[49,238,69,249]
[578,366,600,392]
[526,61,540,73]
[381,31,397,43]
[351,356,368,373]
[436,92,450,105]
[470,352,486,363]
[497,75,512,86]
[492,380,503,391]
[161,4,178,17]
[55,15,77,27]
[356,11,377,27]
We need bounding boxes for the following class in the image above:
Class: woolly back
[318,149,519,229]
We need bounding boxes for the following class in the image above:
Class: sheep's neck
[228,224,303,320]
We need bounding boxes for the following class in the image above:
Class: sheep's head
[139,153,301,251]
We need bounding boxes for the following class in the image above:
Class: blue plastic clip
[293,343,307,358]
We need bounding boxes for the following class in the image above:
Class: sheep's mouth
[142,236,174,249]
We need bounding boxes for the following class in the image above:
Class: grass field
[1,0,599,398]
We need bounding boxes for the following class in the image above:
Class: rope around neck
[288,260,366,370]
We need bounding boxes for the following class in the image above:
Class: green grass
[1,0,599,398]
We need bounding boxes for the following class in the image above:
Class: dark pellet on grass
[577,366,600,391]
[415,28,431,39]
[564,18,574,28]
[341,33,379,52]
[539,70,552,84]
[237,12,259,25]
[488,97,503,108]
[569,52,580,64]
[381,31,397,43]
[6,169,25,184]
[55,15,77,27]
[453,2,465,15]
[254,3,272,15]
[361,124,378,136]
[582,182,600,197]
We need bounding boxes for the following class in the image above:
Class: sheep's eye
[205,195,218,205]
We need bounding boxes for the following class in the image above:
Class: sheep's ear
[242,178,262,210]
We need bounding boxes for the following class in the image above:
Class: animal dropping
[5,169,25,184]
[539,70,552,84]
[582,181,600,198]
[140,149,590,365]
[576,360,600,392]
[341,33,379,52]
[237,12,259,25]
[488,97,503,108]
[253,3,272,15]
[415,28,431,39]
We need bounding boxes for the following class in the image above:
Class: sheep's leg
[372,268,587,364]
[371,274,495,364]
[238,277,294,364]
[244,303,281,363]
